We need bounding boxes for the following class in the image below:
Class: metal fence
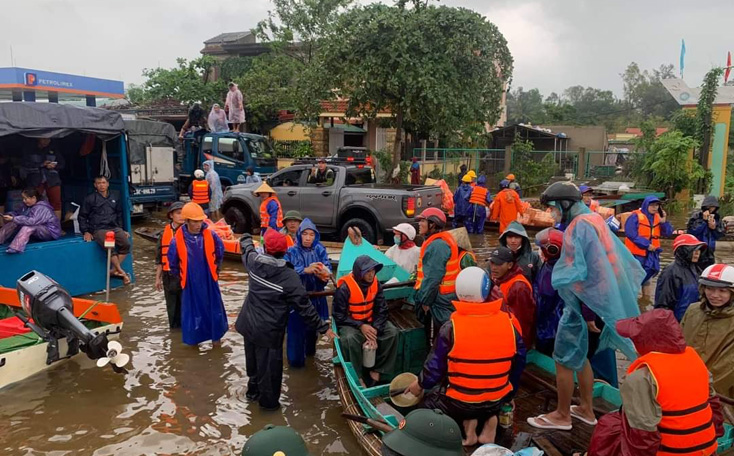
[510,150,579,178]
[410,148,505,187]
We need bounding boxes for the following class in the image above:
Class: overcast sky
[1,0,730,98]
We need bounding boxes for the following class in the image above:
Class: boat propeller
[96,340,130,370]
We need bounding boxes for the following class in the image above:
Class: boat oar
[341,413,393,433]
[307,280,416,298]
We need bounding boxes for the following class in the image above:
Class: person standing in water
[167,202,228,347]
[202,160,223,221]
[155,202,185,329]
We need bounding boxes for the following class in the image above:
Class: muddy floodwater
[1,212,731,455]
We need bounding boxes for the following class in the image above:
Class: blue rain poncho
[624,195,673,279]
[552,202,645,370]
[284,218,330,366]
[452,182,473,227]
[168,224,228,345]
[203,160,224,212]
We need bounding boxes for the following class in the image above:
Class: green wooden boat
[332,239,734,455]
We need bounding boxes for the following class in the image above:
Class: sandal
[570,405,598,425]
[527,414,572,431]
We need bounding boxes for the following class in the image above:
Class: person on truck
[334,255,399,387]
[188,169,211,214]
[284,218,331,367]
[0,187,61,253]
[308,159,334,185]
[178,103,208,140]
[225,82,246,132]
[21,138,65,220]
[406,267,526,447]
[253,182,283,234]
[207,104,229,133]
[414,207,461,342]
[155,202,185,329]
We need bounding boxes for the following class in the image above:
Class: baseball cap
[488,246,515,265]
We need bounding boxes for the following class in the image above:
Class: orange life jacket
[175,227,218,289]
[260,196,284,229]
[285,234,295,248]
[498,272,532,301]
[589,199,600,212]
[191,179,210,204]
[160,223,178,272]
[415,231,460,295]
[469,186,489,207]
[447,299,517,403]
[625,209,660,256]
[627,347,717,456]
[337,273,379,323]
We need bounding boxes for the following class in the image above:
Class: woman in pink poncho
[225,82,245,132]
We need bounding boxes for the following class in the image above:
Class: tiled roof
[204,31,252,45]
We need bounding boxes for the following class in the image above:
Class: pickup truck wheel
[340,218,377,244]
[225,206,251,234]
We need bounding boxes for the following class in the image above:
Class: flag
[680,39,686,78]
[726,51,731,83]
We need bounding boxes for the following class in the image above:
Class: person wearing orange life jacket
[406,267,527,447]
[155,202,185,329]
[490,180,525,234]
[333,255,399,386]
[167,202,228,346]
[625,196,674,299]
[587,309,725,456]
[488,246,536,348]
[466,175,492,234]
[280,210,302,249]
[414,207,462,341]
[188,169,211,213]
[579,185,600,213]
[253,182,283,234]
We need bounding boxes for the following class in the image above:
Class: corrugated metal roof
[204,31,252,45]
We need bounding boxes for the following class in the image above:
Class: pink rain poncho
[225,85,245,124]
[207,105,229,133]
[552,202,645,370]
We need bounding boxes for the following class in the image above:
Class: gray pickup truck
[221,159,443,243]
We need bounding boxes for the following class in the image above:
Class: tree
[317,3,512,167]
[621,62,678,119]
[508,133,555,196]
[696,67,725,167]
[643,131,703,200]
[136,56,225,106]
[506,87,545,124]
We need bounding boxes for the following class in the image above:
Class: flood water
[1,212,731,455]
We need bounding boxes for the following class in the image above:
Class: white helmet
[456,267,490,303]
[699,264,734,288]
[392,223,416,241]
[194,169,205,179]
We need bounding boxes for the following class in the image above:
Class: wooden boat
[0,287,123,390]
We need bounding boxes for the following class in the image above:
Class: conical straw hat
[253,182,276,196]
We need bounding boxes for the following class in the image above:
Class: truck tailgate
[414,186,444,210]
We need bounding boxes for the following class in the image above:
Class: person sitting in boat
[280,210,303,248]
[499,221,541,283]
[381,409,464,456]
[587,309,724,456]
[79,175,131,284]
[488,246,536,348]
[452,174,473,229]
[167,202,228,347]
[284,218,331,367]
[466,175,492,234]
[489,180,524,234]
[155,202,185,329]
[528,182,643,432]
[687,195,725,270]
[654,234,706,321]
[681,264,734,412]
[235,230,335,411]
[334,255,399,387]
[253,182,283,235]
[188,169,211,214]
[242,424,311,456]
[406,267,526,447]
[0,187,61,253]
[533,228,565,356]
[579,185,600,213]
[414,207,461,341]
[624,196,673,300]
[385,223,420,274]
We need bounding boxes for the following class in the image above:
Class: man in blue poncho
[452,175,473,229]
[168,202,228,346]
[284,218,331,367]
[624,196,673,299]
[527,182,644,431]
[687,195,725,269]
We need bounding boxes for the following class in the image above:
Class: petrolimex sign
[25,72,72,88]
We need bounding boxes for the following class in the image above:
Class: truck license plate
[133,204,144,214]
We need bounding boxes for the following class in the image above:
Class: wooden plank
[533,437,563,456]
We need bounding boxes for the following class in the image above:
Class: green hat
[382,409,463,456]
[283,210,303,222]
[242,425,311,456]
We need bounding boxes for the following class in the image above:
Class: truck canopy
[0,103,124,139]
[124,119,180,165]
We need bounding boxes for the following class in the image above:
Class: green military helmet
[283,210,304,222]
[242,424,311,456]
[382,409,463,456]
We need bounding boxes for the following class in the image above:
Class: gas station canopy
[0,67,124,106]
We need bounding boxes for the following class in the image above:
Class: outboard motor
[15,271,129,372]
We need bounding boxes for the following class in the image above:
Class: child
[0,188,61,253]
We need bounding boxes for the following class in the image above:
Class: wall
[544,125,608,167]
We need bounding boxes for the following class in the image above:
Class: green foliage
[696,67,725,167]
[508,133,555,196]
[135,56,226,106]
[374,148,395,183]
[317,3,513,165]
[272,140,313,158]
[671,110,697,138]
[220,57,255,83]
[506,87,545,124]
[642,131,702,199]
[621,62,678,119]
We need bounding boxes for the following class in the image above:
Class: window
[345,168,375,185]
[243,137,275,159]
[217,138,244,162]
[307,167,337,187]
[202,136,213,152]
[270,169,303,187]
